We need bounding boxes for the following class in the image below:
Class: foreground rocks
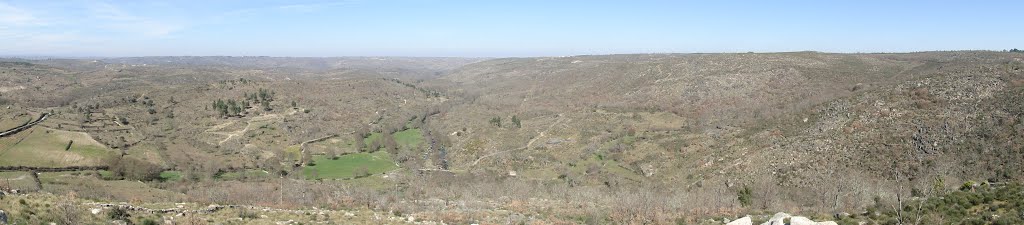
[724,212,837,225]
[725,216,752,225]
[761,212,790,225]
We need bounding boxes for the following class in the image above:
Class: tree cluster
[489,115,521,128]
[209,89,278,117]
[107,156,164,181]
[245,88,276,111]
[489,117,501,127]
[211,99,244,117]
[385,78,442,97]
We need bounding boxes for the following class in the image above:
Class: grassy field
[309,137,355,153]
[284,144,301,161]
[393,128,423,148]
[0,113,31,131]
[159,171,182,181]
[0,127,116,167]
[362,132,382,146]
[37,171,187,202]
[303,151,397,180]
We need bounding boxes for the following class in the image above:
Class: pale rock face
[790,216,816,225]
[760,212,790,225]
[640,164,657,177]
[788,216,839,225]
[725,216,752,225]
[91,208,103,215]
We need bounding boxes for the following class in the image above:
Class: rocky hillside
[426,51,1024,210]
[1,52,1022,224]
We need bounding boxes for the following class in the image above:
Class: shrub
[141,219,159,225]
[238,209,258,219]
[961,181,977,191]
[737,185,753,207]
[511,115,521,128]
[489,117,502,127]
[108,156,164,181]
[108,206,131,221]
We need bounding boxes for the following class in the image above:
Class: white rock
[790,216,816,225]
[407,216,415,222]
[726,216,752,225]
[761,212,790,225]
[91,208,103,215]
[790,217,839,225]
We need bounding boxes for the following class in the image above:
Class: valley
[1,52,1023,224]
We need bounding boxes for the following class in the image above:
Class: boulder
[789,216,838,225]
[0,209,7,225]
[640,164,657,177]
[761,212,790,225]
[790,217,816,225]
[725,216,752,225]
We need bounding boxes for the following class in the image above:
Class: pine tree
[511,115,521,128]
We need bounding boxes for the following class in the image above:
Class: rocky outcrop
[0,209,7,225]
[736,212,837,225]
[726,216,752,225]
[791,216,838,225]
[761,212,790,225]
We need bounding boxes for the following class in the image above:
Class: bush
[108,206,131,221]
[489,117,501,127]
[238,209,258,219]
[737,185,753,207]
[108,156,164,181]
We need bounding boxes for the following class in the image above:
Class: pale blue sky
[1,0,1021,57]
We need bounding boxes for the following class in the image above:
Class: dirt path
[525,114,567,149]
[205,109,297,145]
[471,114,567,167]
[3,174,27,180]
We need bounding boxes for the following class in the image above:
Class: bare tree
[54,193,80,225]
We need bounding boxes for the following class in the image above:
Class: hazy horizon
[2,0,1022,57]
[3,49,1020,60]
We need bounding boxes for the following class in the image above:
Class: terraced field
[0,127,116,167]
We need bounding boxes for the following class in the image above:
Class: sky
[1,0,1022,57]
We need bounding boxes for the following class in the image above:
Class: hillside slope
[427,51,1024,209]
